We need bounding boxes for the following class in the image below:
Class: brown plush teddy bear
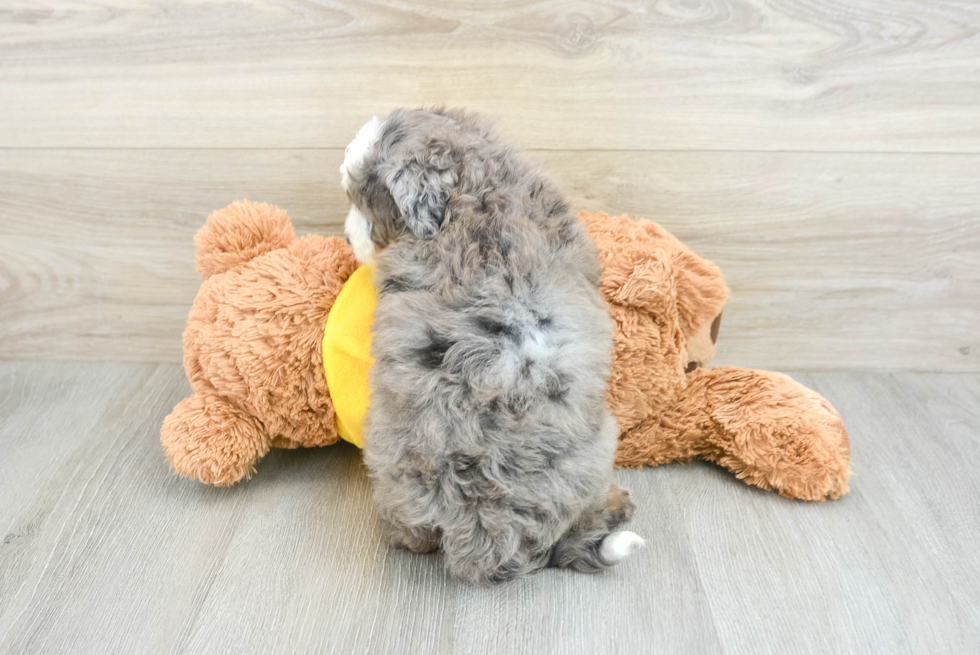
[162,201,850,500]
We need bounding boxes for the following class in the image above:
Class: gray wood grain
[1,0,979,151]
[2,149,977,370]
[1,363,978,654]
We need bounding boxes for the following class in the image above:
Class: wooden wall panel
[1,148,976,370]
[1,0,978,151]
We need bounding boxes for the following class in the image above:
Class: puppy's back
[348,108,642,583]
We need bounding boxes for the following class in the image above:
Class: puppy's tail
[549,529,646,573]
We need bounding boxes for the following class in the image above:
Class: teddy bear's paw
[703,369,852,501]
[780,387,852,501]
[716,416,851,501]
[161,393,271,486]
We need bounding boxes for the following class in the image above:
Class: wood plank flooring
[1,363,978,654]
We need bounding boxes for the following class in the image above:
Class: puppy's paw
[605,484,636,528]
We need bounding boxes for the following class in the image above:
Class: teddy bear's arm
[161,391,271,486]
[618,366,851,501]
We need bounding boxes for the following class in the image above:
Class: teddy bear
[161,200,850,501]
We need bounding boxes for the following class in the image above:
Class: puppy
[341,108,643,584]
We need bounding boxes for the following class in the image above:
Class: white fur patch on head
[600,531,645,563]
[340,116,383,192]
[345,205,376,265]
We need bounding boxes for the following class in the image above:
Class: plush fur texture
[341,108,636,584]
[162,201,357,485]
[582,211,851,500]
[162,202,850,507]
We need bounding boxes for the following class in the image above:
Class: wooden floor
[1,362,978,654]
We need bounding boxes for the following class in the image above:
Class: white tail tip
[600,531,646,563]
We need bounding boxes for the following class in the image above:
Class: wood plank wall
[1,0,978,370]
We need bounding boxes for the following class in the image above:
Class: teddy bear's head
[578,212,729,430]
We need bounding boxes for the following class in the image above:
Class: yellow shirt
[321,265,377,448]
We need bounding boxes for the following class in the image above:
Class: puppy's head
[340,109,464,264]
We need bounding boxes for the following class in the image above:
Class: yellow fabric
[322,265,377,448]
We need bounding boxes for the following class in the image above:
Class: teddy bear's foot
[161,392,271,486]
[698,368,852,501]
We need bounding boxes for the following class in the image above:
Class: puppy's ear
[384,142,458,239]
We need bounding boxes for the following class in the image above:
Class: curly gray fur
[341,108,642,584]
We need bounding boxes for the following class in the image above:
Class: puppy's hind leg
[378,513,442,554]
[550,492,644,573]
[551,413,644,571]
[604,484,636,530]
[441,517,551,585]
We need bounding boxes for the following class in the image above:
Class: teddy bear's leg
[161,392,271,486]
[692,367,851,500]
[615,414,710,469]
[616,367,851,500]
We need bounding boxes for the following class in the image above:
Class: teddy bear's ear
[195,201,295,280]
[584,212,730,339]
[604,251,680,319]
[582,212,679,317]
[667,243,730,339]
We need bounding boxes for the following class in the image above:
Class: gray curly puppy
[340,108,644,584]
